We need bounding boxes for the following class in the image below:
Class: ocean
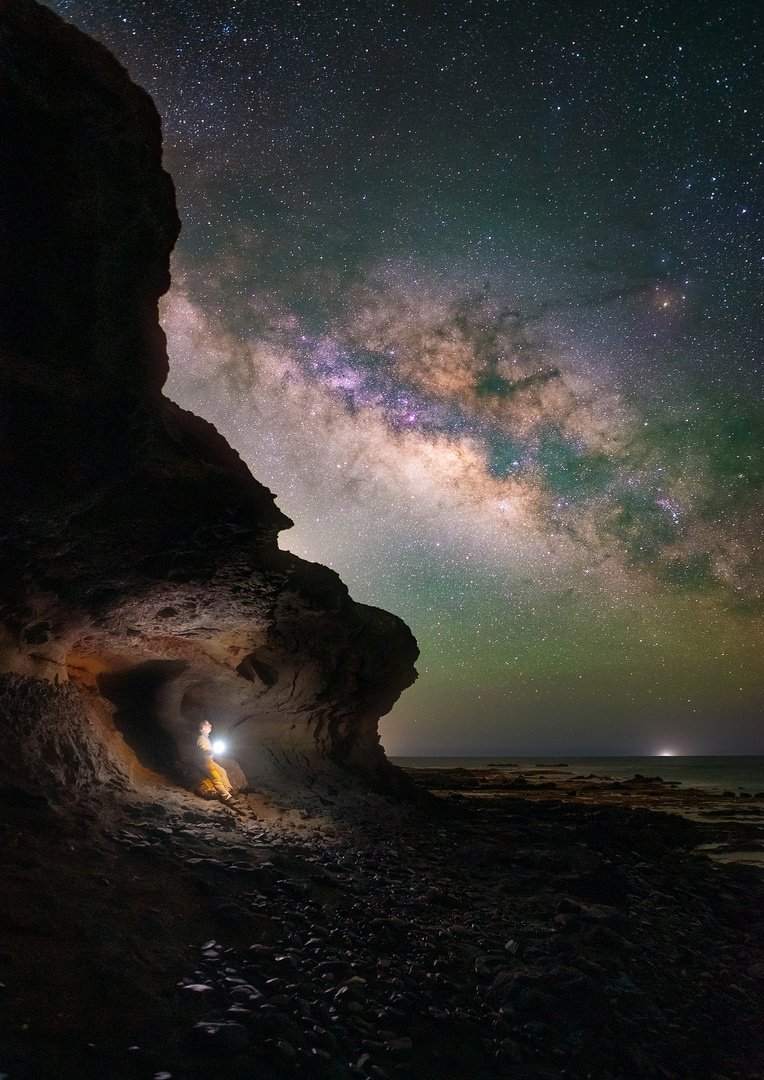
[390,756,764,796]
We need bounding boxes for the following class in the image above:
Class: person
[196,719,236,805]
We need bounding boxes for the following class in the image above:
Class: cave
[97,660,188,773]
[0,0,418,810]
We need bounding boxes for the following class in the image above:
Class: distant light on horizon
[658,750,676,757]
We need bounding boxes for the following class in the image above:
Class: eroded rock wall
[0,0,418,804]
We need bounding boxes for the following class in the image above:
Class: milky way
[46,0,763,753]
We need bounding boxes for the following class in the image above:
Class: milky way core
[46,0,763,753]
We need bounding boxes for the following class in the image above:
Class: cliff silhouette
[0,0,418,809]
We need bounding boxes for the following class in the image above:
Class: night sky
[45,0,763,755]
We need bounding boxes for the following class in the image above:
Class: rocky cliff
[0,0,418,807]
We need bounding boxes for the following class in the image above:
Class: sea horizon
[389,755,764,795]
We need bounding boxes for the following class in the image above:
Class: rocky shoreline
[403,763,764,868]
[2,769,763,1080]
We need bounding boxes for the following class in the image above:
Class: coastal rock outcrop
[0,0,418,804]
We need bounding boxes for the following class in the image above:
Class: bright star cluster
[45,0,764,754]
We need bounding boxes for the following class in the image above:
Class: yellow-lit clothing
[196,733,232,799]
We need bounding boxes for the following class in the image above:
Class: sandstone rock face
[0,0,418,804]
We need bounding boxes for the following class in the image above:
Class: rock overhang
[0,0,418,809]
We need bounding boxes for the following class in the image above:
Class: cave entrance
[98,660,186,774]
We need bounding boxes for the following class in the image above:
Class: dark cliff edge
[0,0,419,810]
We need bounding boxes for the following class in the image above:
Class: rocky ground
[1,769,763,1080]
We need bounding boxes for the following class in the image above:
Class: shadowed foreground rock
[0,0,418,807]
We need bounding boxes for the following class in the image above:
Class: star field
[45,0,763,753]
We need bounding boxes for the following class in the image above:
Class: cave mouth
[98,660,186,774]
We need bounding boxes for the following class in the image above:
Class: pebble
[122,789,764,1080]
[190,1020,249,1051]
